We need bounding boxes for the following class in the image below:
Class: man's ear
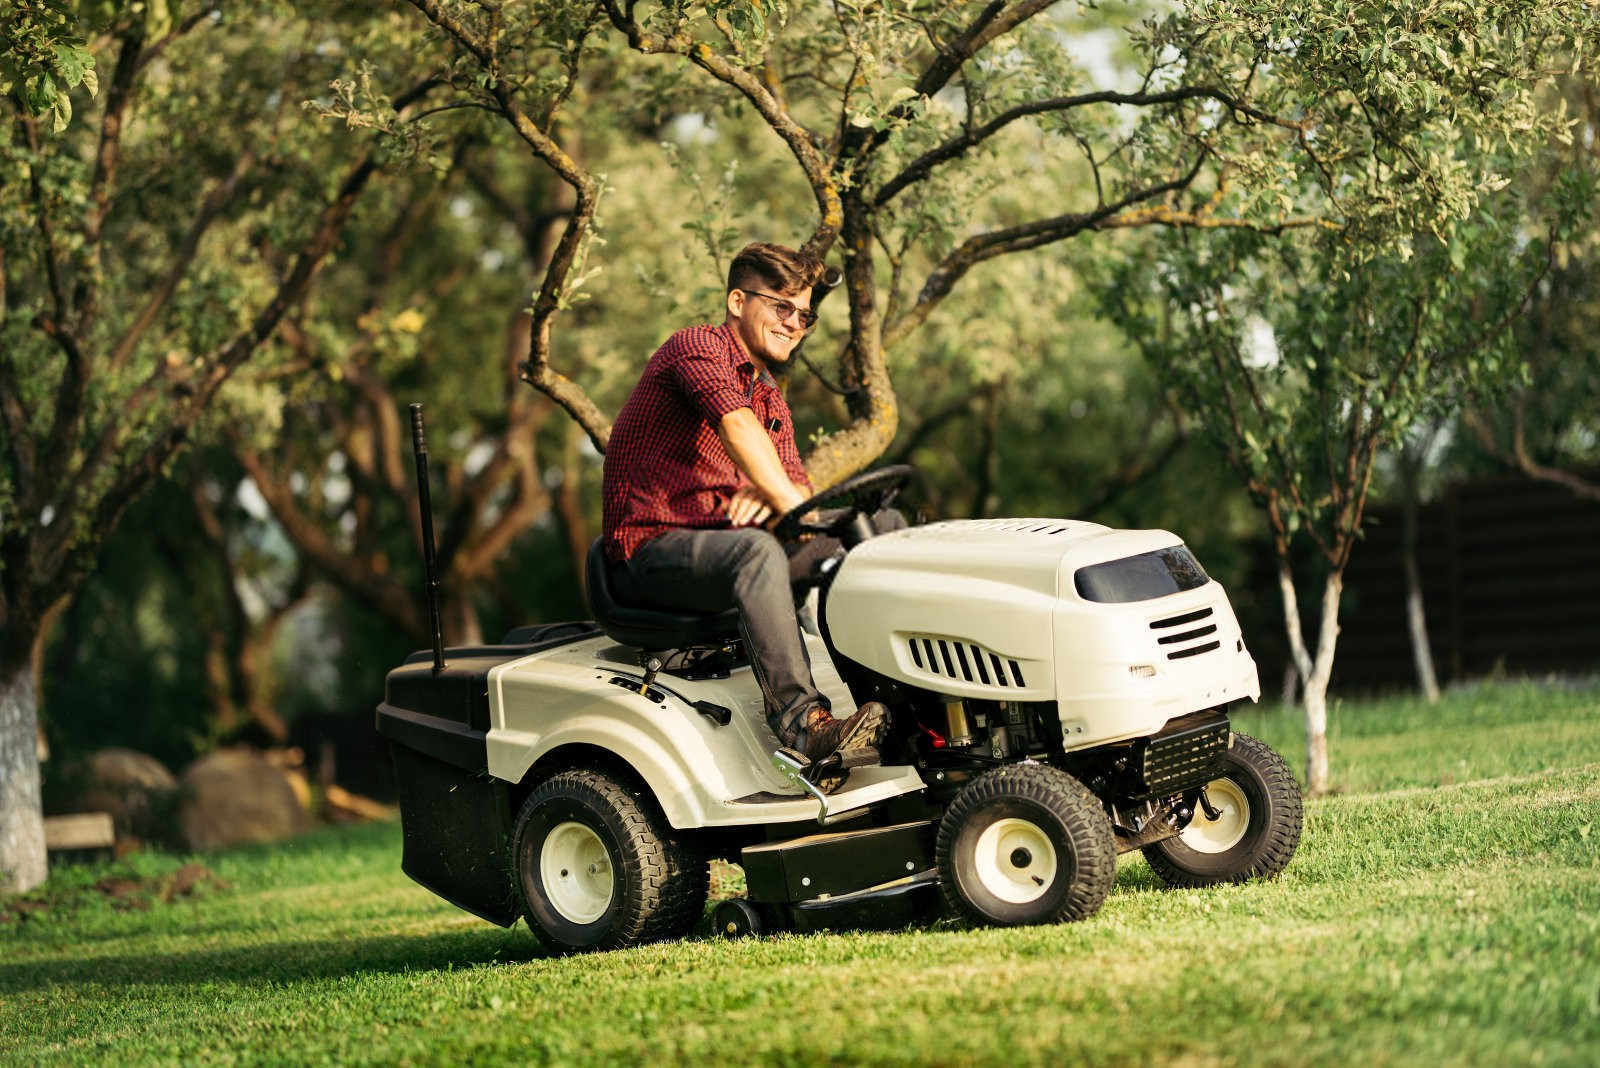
[725,288,744,320]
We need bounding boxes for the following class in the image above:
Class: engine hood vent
[903,634,1026,689]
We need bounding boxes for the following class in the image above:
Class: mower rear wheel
[1142,732,1302,888]
[511,769,708,952]
[936,764,1115,927]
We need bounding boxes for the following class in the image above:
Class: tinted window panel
[1074,546,1210,604]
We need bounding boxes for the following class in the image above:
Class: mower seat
[584,538,742,651]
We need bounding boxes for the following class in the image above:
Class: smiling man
[600,242,889,766]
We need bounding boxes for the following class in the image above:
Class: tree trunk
[443,591,483,647]
[1298,572,1344,795]
[0,659,47,895]
[553,424,590,599]
[1275,558,1344,795]
[1399,450,1441,702]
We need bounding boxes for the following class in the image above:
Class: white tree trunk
[1275,559,1315,683]
[1400,471,1441,703]
[1299,573,1345,794]
[1275,561,1344,795]
[1403,555,1441,702]
[0,664,47,895]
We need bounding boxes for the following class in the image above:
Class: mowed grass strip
[3,681,1598,1066]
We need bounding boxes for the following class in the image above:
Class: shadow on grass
[0,926,553,994]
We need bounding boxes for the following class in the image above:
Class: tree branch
[448,424,552,582]
[601,1,842,257]
[911,2,1057,110]
[885,153,1209,349]
[403,1,615,451]
[234,447,424,639]
[876,85,1307,208]
[76,21,148,327]
[0,346,35,497]
[1074,418,1190,518]
[1509,397,1600,503]
[42,142,389,603]
[133,9,215,77]
[887,383,1000,465]
[106,149,258,375]
[16,108,69,325]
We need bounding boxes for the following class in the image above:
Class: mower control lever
[639,655,663,695]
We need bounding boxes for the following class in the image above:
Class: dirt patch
[0,862,229,925]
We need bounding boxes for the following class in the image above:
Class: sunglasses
[739,289,818,329]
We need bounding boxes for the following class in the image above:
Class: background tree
[393,0,1380,483]
[1103,179,1578,791]
[0,1,432,893]
[1463,76,1600,502]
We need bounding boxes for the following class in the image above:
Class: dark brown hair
[726,242,824,296]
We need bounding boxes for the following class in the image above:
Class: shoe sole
[834,702,889,754]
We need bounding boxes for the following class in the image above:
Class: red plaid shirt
[602,323,812,562]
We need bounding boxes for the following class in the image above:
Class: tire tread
[1143,732,1303,888]
[512,769,708,951]
[935,763,1116,927]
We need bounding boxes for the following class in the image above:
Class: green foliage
[1,0,99,132]
[38,473,238,769]
[1102,155,1579,565]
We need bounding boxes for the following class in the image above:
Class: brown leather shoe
[788,701,889,764]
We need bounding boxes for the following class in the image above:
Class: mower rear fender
[484,646,795,829]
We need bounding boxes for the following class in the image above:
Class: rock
[63,749,179,843]
[177,747,309,851]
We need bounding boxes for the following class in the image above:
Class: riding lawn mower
[379,412,1302,951]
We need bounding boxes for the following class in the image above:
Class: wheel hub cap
[540,821,614,924]
[1180,778,1250,853]
[973,818,1058,904]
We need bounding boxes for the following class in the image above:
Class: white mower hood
[823,519,1260,747]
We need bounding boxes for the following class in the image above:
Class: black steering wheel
[771,464,917,545]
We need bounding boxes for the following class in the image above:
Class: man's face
[726,285,812,371]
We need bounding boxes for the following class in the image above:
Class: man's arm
[718,407,809,523]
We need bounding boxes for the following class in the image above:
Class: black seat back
[585,538,742,650]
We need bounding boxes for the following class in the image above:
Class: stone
[177,747,309,852]
[64,748,179,843]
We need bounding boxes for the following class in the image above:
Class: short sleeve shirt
[602,323,811,562]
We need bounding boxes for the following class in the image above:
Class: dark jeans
[613,509,906,739]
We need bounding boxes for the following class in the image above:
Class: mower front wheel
[1142,731,1303,888]
[511,769,707,952]
[936,764,1116,927]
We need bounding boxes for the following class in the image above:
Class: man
[601,242,891,765]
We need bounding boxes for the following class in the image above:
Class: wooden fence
[1243,473,1600,695]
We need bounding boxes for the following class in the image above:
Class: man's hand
[726,486,773,527]
[717,408,812,527]
[727,482,809,528]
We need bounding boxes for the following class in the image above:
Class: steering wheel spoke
[771,465,916,545]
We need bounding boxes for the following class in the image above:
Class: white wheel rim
[1180,778,1250,854]
[972,817,1059,904]
[540,821,614,924]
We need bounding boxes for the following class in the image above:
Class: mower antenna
[409,403,447,676]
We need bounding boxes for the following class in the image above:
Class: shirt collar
[719,322,778,390]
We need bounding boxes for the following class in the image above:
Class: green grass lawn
[4,679,1598,1066]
